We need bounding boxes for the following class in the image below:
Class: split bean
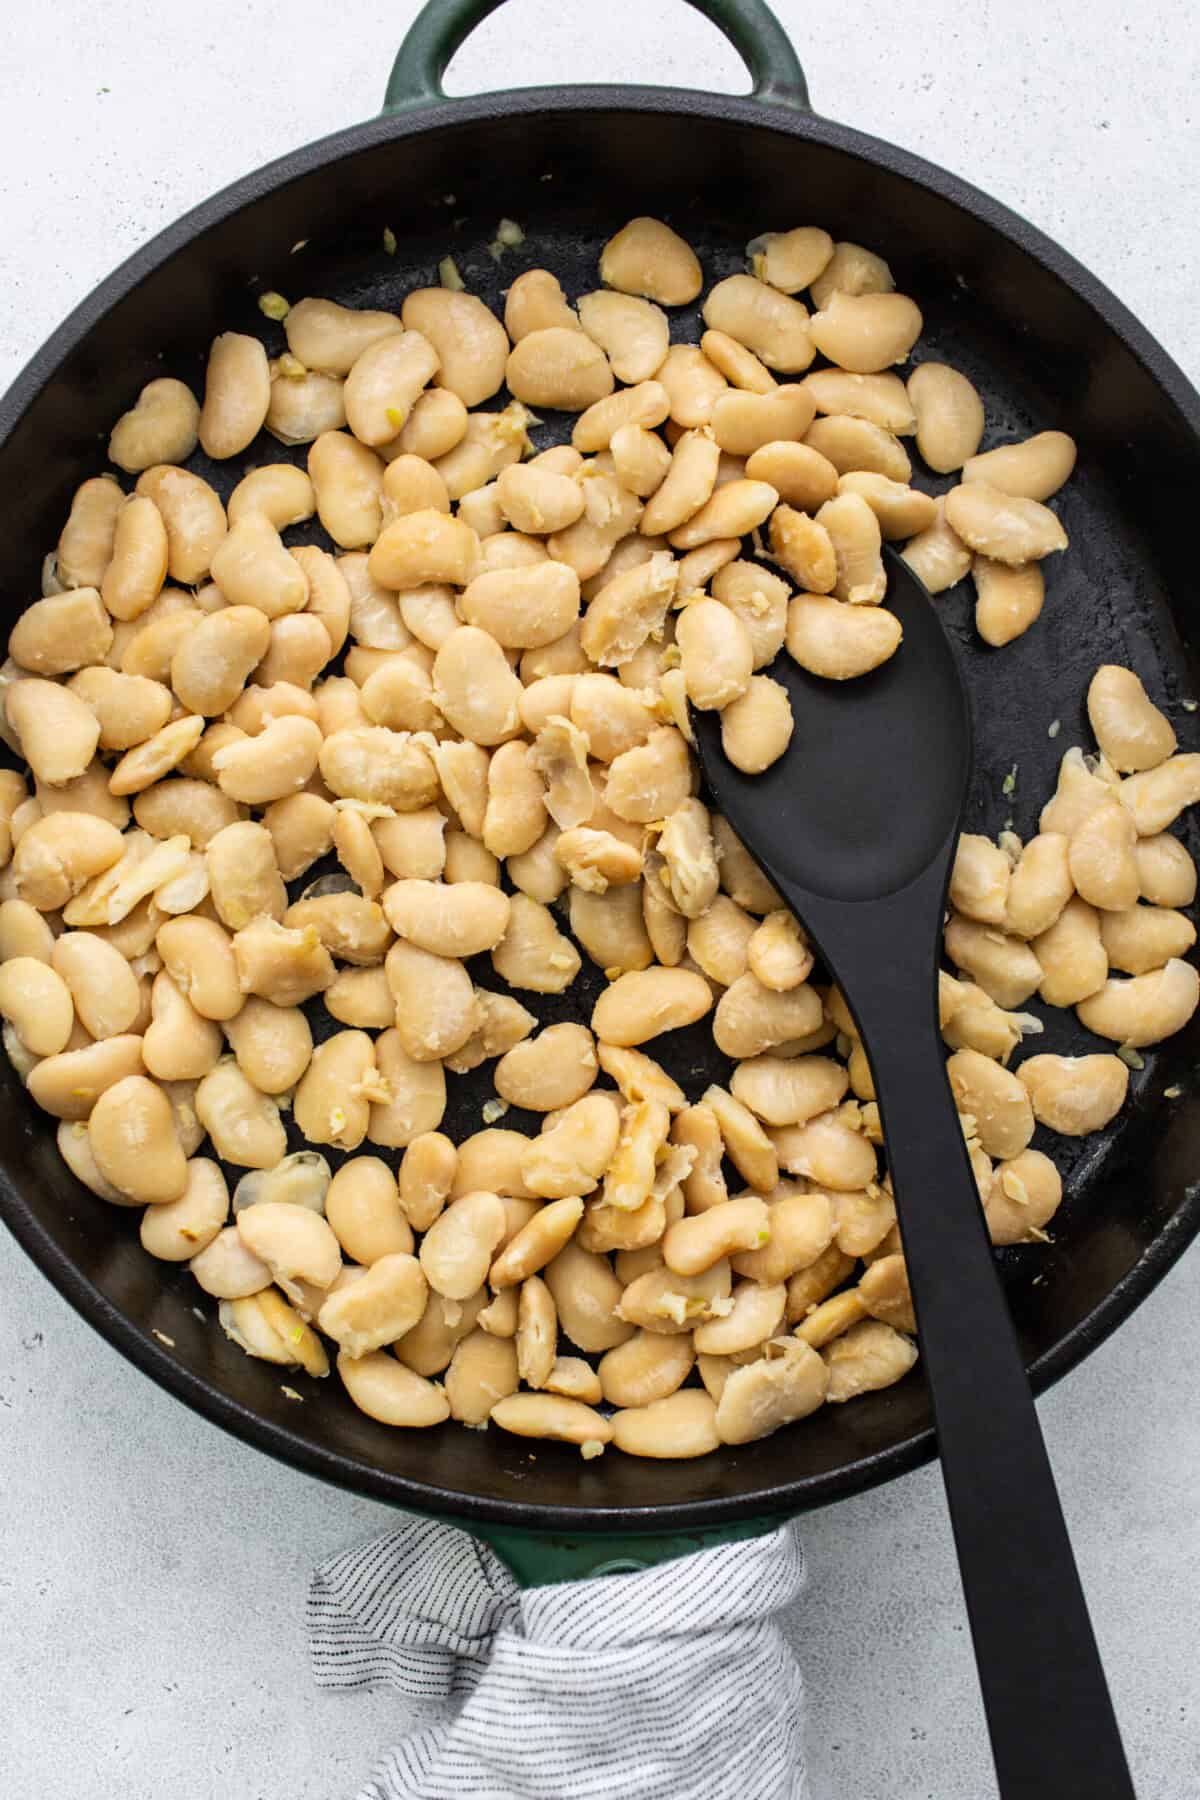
[396,387,468,460]
[494,1021,597,1111]
[592,965,712,1046]
[972,556,1045,647]
[266,363,347,445]
[338,1349,449,1426]
[703,275,813,372]
[507,327,613,410]
[906,363,985,472]
[492,892,581,993]
[57,477,123,590]
[1033,895,1108,1008]
[520,1093,622,1199]
[946,1047,1035,1159]
[109,378,200,473]
[400,288,509,407]
[318,1252,427,1357]
[963,430,1076,501]
[140,1157,228,1261]
[51,931,140,1039]
[198,333,270,458]
[0,956,74,1055]
[89,1074,188,1203]
[599,216,702,306]
[1099,902,1196,974]
[944,913,1043,1009]
[1068,799,1139,911]
[900,496,972,594]
[10,588,112,677]
[13,811,124,911]
[950,834,1011,926]
[1075,958,1200,1046]
[7,678,100,787]
[223,994,312,1094]
[1087,665,1176,772]
[944,482,1068,564]
[1119,755,1200,835]
[809,291,921,373]
[344,330,440,446]
[394,1288,487,1377]
[504,269,580,341]
[1134,833,1196,908]
[716,1337,829,1442]
[196,1059,286,1167]
[824,1320,917,1402]
[1018,1053,1129,1136]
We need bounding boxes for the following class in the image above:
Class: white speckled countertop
[1,5,1198,1796]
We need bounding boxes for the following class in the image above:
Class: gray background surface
[1,4,1198,1797]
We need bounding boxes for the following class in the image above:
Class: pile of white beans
[0,213,1195,1464]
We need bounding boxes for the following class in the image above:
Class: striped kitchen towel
[310,1513,809,1799]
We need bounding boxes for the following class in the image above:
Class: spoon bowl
[692,553,971,903]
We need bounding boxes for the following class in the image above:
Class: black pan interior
[3,95,1199,1530]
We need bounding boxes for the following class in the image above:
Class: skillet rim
[2,84,1199,1531]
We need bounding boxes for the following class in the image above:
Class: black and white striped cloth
[310,1513,809,1799]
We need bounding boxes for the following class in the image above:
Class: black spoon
[691,549,1136,1800]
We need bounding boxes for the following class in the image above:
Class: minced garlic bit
[289,238,308,254]
[1047,718,1061,738]
[653,1292,700,1326]
[1001,763,1018,797]
[580,1439,605,1461]
[1165,1085,1183,1099]
[1116,1045,1145,1070]
[281,1385,304,1402]
[438,255,465,291]
[257,291,290,322]
[481,1097,510,1124]
[1183,699,1198,713]
[382,226,397,256]
[1000,1169,1029,1205]
[332,797,397,819]
[488,218,525,260]
[151,1329,176,1349]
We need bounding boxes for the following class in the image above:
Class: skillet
[2,0,1199,1579]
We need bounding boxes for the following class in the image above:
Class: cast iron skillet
[2,0,1200,1572]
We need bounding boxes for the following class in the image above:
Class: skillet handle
[473,1515,780,1585]
[382,0,810,114]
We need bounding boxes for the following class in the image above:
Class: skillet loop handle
[473,1516,781,1586]
[382,0,810,114]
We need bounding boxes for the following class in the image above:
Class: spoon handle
[844,973,1137,1799]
